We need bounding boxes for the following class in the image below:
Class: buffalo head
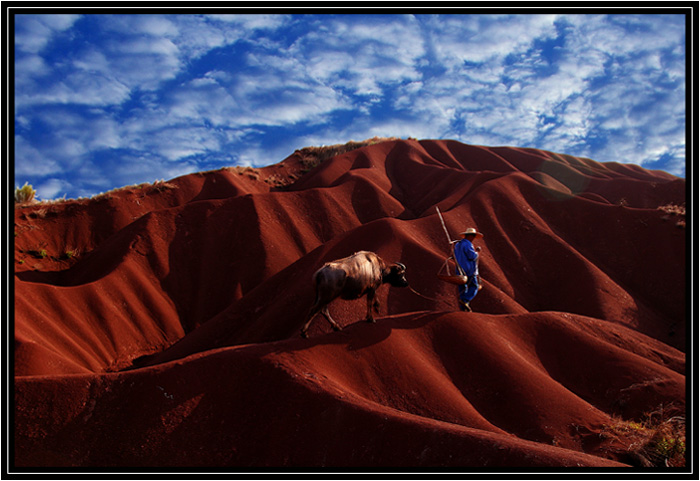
[384,262,409,288]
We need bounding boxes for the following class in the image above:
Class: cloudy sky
[12,10,688,200]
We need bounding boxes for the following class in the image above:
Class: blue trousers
[458,276,480,304]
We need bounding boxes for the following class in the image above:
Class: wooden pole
[435,207,466,276]
[435,206,453,245]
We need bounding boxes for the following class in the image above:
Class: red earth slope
[13,139,686,468]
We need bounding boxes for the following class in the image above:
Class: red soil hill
[13,139,686,469]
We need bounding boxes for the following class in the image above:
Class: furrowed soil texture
[13,139,687,469]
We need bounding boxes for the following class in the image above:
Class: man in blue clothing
[452,227,483,312]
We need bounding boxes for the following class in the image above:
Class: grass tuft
[15,182,37,204]
[601,406,685,467]
[231,166,261,180]
[658,203,685,229]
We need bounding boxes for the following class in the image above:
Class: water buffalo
[300,251,409,338]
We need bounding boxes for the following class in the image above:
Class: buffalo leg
[300,301,322,338]
[301,304,342,338]
[365,291,379,323]
[321,306,343,332]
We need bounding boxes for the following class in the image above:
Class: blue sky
[12,11,688,200]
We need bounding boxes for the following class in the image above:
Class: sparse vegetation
[231,165,261,180]
[296,136,403,172]
[63,248,80,260]
[29,207,51,219]
[14,178,183,208]
[15,182,37,204]
[264,173,287,187]
[90,179,178,201]
[600,406,685,467]
[14,138,406,207]
[658,203,685,216]
[150,179,177,192]
[91,191,114,201]
[658,203,685,229]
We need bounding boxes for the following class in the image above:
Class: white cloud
[35,178,73,200]
[132,15,179,36]
[18,71,132,108]
[207,13,290,30]
[14,135,61,177]
[39,110,122,152]
[566,14,684,57]
[291,15,425,96]
[397,13,685,175]
[16,14,261,111]
[93,153,196,195]
[428,14,558,66]
[164,82,239,126]
[15,14,81,53]
[236,144,291,167]
[124,125,222,162]
[14,54,49,78]
[13,12,687,200]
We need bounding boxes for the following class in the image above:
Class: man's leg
[458,277,480,311]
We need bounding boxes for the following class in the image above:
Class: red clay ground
[13,139,686,469]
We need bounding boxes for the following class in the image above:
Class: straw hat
[460,228,483,237]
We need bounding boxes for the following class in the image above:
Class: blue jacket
[454,238,479,276]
